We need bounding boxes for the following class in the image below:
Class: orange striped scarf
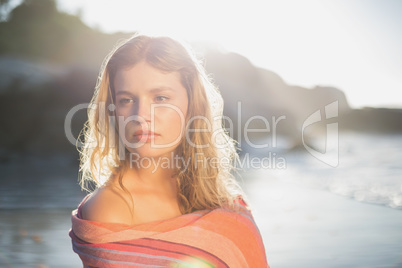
[69,196,269,268]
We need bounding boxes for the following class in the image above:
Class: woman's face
[114,61,189,159]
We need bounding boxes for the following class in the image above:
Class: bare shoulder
[81,186,133,225]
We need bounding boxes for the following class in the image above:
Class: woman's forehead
[114,62,185,94]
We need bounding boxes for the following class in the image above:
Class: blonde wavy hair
[79,34,243,214]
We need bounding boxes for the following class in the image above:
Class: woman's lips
[133,130,160,142]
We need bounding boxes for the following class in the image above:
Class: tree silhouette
[0,0,132,66]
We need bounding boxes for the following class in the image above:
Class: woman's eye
[155,96,169,102]
[118,98,133,105]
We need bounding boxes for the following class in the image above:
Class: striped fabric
[69,196,269,268]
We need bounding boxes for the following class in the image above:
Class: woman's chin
[127,147,175,160]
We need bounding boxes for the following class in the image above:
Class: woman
[70,34,268,268]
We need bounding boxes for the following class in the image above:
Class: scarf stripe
[70,195,269,268]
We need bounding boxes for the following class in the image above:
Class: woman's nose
[136,100,151,122]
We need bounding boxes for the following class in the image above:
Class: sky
[54,0,402,109]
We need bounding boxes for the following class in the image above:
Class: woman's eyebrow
[115,87,176,96]
[149,87,176,93]
[115,90,133,96]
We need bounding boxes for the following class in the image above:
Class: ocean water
[250,131,402,210]
[0,132,401,267]
[1,132,400,210]
[0,154,86,268]
[240,132,402,268]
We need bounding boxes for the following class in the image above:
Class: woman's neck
[121,156,178,196]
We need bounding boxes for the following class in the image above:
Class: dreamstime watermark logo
[302,101,339,167]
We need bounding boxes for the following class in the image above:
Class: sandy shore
[0,209,82,268]
[244,170,402,268]
[1,179,402,267]
[1,153,402,267]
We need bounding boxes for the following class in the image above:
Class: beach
[1,132,402,267]
[245,171,402,268]
[1,178,402,268]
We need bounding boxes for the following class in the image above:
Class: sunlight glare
[57,0,402,108]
